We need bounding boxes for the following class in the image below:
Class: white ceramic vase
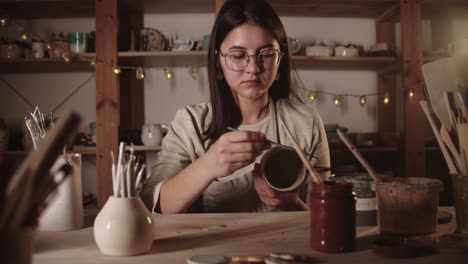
[93,196,155,256]
[39,154,83,231]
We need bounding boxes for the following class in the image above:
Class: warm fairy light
[333,96,342,106]
[383,92,390,104]
[189,66,200,80]
[0,18,7,27]
[62,52,71,63]
[359,95,367,107]
[165,68,174,80]
[46,43,52,50]
[20,31,28,41]
[408,88,415,99]
[112,66,121,75]
[308,92,316,103]
[136,67,145,80]
[89,58,97,68]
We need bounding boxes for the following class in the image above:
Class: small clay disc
[186,254,229,264]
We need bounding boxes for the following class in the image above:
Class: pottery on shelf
[141,123,167,146]
[94,196,155,256]
[305,42,334,56]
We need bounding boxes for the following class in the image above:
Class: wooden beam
[215,0,224,15]
[95,0,120,207]
[400,0,425,178]
[119,0,144,131]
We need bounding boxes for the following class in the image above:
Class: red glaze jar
[309,181,356,253]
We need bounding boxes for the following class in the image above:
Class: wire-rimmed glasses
[219,49,282,72]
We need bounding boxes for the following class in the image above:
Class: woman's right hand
[199,130,270,180]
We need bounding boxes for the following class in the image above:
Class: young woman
[141,0,330,213]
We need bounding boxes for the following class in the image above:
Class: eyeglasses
[219,49,282,72]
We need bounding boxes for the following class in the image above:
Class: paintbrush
[227,127,296,151]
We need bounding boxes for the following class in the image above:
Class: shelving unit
[0,54,96,73]
[2,0,467,206]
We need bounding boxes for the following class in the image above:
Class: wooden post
[119,1,144,131]
[95,0,119,207]
[400,0,425,178]
[215,0,224,14]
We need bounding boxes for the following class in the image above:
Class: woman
[141,0,329,213]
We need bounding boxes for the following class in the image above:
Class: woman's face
[218,23,281,103]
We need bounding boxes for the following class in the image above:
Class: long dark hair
[205,0,300,141]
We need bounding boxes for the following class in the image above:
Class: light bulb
[62,52,71,63]
[136,67,145,80]
[189,66,200,80]
[0,18,7,26]
[308,92,316,103]
[408,88,415,99]
[89,58,97,68]
[165,68,173,80]
[112,66,121,75]
[46,43,52,50]
[359,95,367,107]
[20,32,29,41]
[333,96,342,106]
[383,92,390,105]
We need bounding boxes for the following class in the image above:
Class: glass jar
[309,181,356,253]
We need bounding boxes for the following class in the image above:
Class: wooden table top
[34,208,467,264]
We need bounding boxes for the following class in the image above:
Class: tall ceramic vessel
[93,196,155,256]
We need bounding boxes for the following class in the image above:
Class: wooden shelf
[0,54,96,73]
[423,56,449,63]
[72,145,162,155]
[422,0,468,18]
[291,55,399,71]
[118,51,208,68]
[118,51,398,71]
[0,0,95,19]
[2,145,161,156]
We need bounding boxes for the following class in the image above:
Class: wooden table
[34,208,467,264]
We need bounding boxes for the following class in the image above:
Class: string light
[408,88,415,99]
[0,18,397,106]
[136,67,145,80]
[89,57,97,68]
[359,95,367,107]
[383,92,390,104]
[165,68,174,80]
[308,92,317,103]
[62,52,71,63]
[112,66,121,75]
[189,66,200,80]
[333,95,343,106]
[20,31,29,41]
[0,17,7,27]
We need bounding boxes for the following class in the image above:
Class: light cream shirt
[141,98,330,213]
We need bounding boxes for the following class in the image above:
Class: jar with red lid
[309,181,356,253]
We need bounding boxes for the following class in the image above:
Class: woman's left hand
[252,164,308,211]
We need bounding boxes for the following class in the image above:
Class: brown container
[375,177,443,236]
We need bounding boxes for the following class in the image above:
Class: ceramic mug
[69,32,88,53]
[32,41,45,59]
[172,39,195,51]
[260,146,306,191]
[202,34,211,50]
[287,37,302,55]
[141,124,168,146]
